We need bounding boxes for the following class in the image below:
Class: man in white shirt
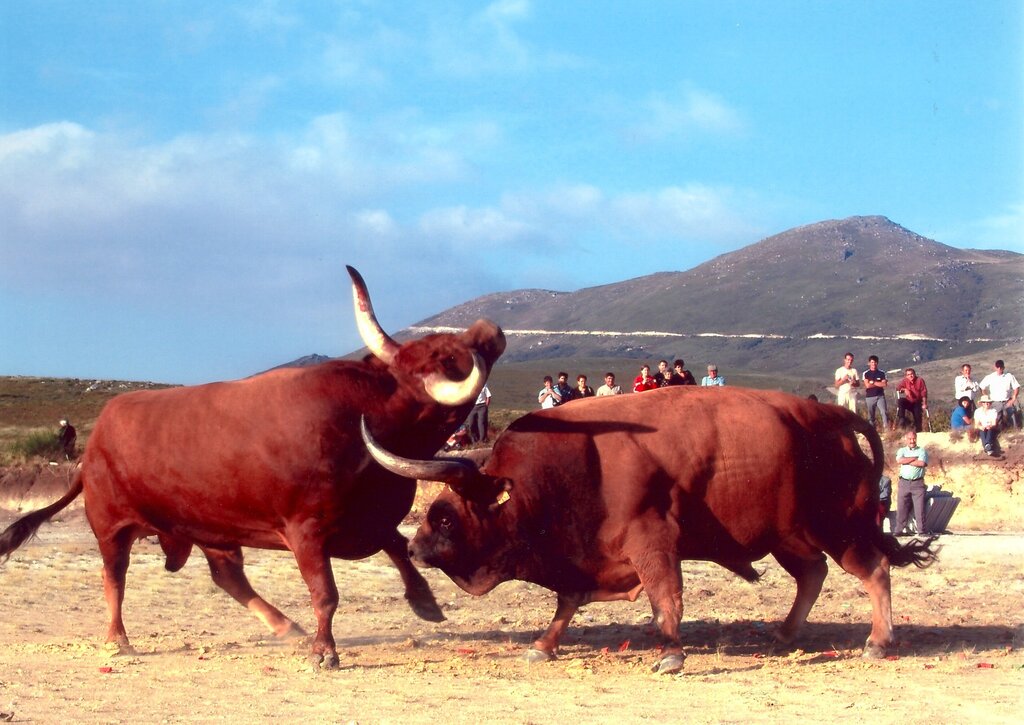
[834,352,860,413]
[979,359,1020,428]
[465,385,491,443]
[596,372,622,396]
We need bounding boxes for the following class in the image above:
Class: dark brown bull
[0,267,505,668]
[362,387,938,673]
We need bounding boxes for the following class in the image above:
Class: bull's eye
[438,515,454,531]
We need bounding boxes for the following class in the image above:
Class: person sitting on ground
[950,396,973,432]
[633,365,658,393]
[974,395,1002,457]
[538,375,562,409]
[569,374,595,401]
[596,372,621,396]
[701,364,725,387]
[672,359,696,385]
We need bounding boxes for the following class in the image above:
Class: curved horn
[422,351,486,406]
[360,417,480,486]
[347,265,400,364]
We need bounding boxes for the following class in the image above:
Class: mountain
[409,216,1024,376]
[268,354,333,371]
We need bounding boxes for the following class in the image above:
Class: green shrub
[6,429,63,462]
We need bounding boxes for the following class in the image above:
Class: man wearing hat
[974,395,1002,456]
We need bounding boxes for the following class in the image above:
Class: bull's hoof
[310,650,340,670]
[862,642,887,660]
[104,641,137,656]
[524,648,554,664]
[277,621,307,639]
[406,593,446,623]
[651,653,686,674]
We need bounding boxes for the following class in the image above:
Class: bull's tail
[878,533,940,569]
[0,465,84,562]
[848,414,885,485]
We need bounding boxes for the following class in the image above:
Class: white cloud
[625,86,746,143]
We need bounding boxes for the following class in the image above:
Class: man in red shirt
[896,368,928,432]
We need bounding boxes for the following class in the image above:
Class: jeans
[866,395,888,428]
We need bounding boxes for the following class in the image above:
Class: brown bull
[0,266,505,668]
[362,386,938,674]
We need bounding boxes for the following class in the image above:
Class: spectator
[57,419,77,460]
[673,359,696,386]
[538,376,562,409]
[464,385,491,443]
[596,373,622,396]
[653,360,671,386]
[895,368,928,432]
[554,372,574,407]
[953,363,980,411]
[949,396,973,432]
[893,431,928,536]
[834,352,860,413]
[659,369,677,387]
[701,364,725,387]
[862,355,889,429]
[979,359,1021,429]
[974,395,1002,457]
[633,365,658,393]
[569,374,595,401]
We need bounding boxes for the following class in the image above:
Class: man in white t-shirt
[834,352,860,413]
[979,359,1020,428]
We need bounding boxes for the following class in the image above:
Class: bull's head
[360,417,513,594]
[348,265,504,406]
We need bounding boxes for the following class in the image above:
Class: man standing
[953,363,980,408]
[896,368,928,432]
[862,355,888,429]
[834,352,860,413]
[464,385,491,443]
[652,360,671,386]
[554,372,574,407]
[893,431,928,536]
[57,419,77,460]
[701,364,725,386]
[596,372,622,396]
[979,359,1020,428]
[673,359,696,386]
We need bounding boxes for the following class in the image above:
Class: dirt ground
[0,432,1022,724]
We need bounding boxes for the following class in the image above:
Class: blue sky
[2,2,1021,384]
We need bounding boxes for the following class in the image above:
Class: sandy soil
[0,432,1021,724]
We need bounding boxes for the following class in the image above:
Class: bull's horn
[347,265,400,364]
[360,417,479,486]
[422,351,486,406]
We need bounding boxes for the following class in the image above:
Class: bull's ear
[488,478,513,512]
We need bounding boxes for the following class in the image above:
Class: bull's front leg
[287,532,340,669]
[526,593,581,663]
[383,529,445,622]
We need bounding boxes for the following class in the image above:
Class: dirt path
[0,514,1021,724]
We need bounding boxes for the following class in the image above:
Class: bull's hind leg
[771,550,828,645]
[200,546,306,638]
[96,527,137,654]
[627,546,686,674]
[834,542,893,658]
[381,529,444,622]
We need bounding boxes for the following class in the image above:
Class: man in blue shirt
[893,431,929,536]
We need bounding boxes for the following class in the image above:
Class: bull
[361,386,938,673]
[0,266,506,668]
